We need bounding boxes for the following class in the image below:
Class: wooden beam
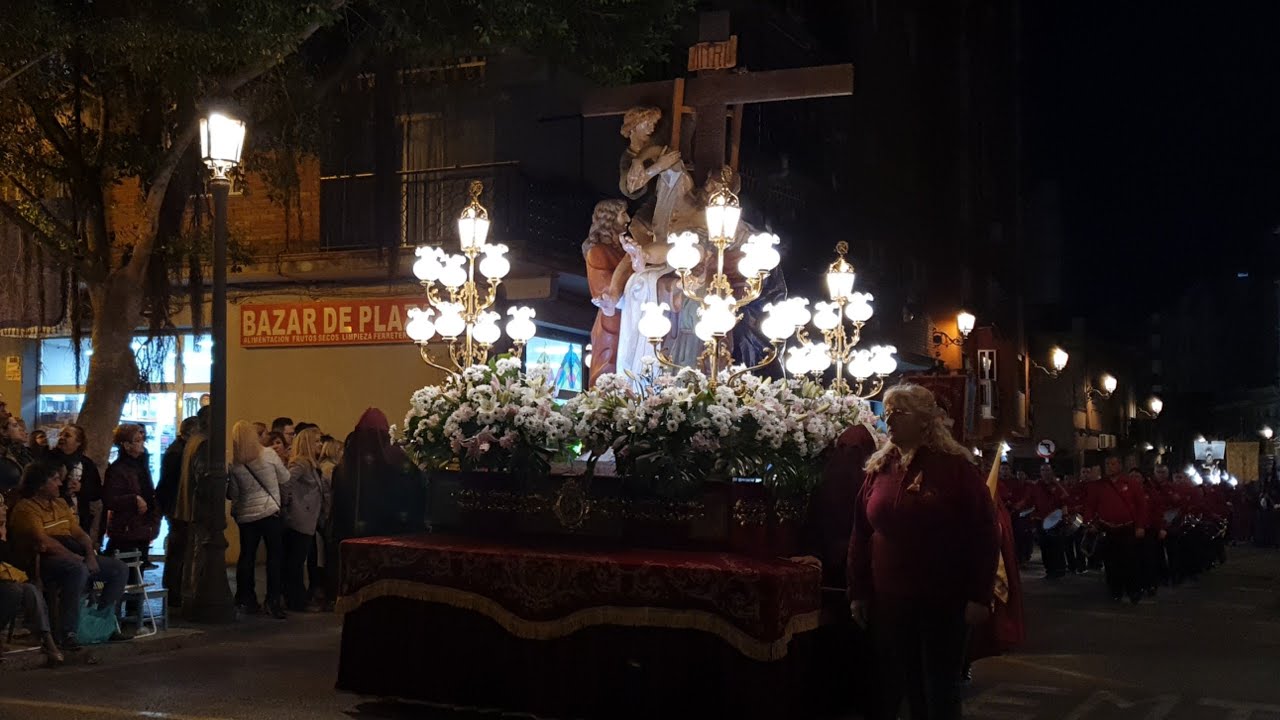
[683,64,853,106]
[582,79,676,117]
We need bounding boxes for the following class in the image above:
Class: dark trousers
[236,514,284,608]
[163,519,188,601]
[871,599,968,720]
[1139,533,1165,590]
[1036,530,1067,576]
[283,528,314,610]
[1012,517,1034,564]
[1101,527,1140,599]
[1063,529,1084,572]
[306,534,328,602]
[0,581,52,636]
[38,554,127,642]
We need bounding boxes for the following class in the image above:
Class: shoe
[59,633,82,652]
[266,600,287,620]
[236,602,262,616]
[142,562,160,571]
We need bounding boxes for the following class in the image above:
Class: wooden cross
[583,11,854,183]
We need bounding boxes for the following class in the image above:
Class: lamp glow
[412,246,444,283]
[434,303,466,339]
[786,345,812,375]
[637,302,672,340]
[471,311,501,345]
[200,111,246,176]
[870,345,898,376]
[1262,426,1274,440]
[1102,374,1117,395]
[505,306,537,343]
[743,233,781,274]
[405,307,435,343]
[456,182,491,250]
[438,255,468,289]
[1148,396,1163,416]
[762,303,798,342]
[845,292,875,323]
[812,301,841,331]
[807,343,832,374]
[1051,347,1069,373]
[704,184,742,239]
[956,311,976,339]
[478,244,510,280]
[849,349,875,380]
[667,232,702,272]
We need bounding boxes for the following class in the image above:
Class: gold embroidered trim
[336,579,819,662]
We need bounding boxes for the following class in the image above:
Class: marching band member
[1203,478,1231,566]
[1137,470,1167,598]
[1027,463,1069,579]
[848,383,998,720]
[1084,456,1147,603]
[1063,473,1089,573]
[1167,470,1208,583]
[1000,465,1034,565]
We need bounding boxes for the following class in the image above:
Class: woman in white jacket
[228,420,289,619]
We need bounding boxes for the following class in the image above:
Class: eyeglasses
[883,409,914,421]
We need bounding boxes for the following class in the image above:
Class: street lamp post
[188,110,245,623]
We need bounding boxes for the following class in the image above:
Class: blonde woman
[847,384,999,720]
[228,420,289,619]
[282,427,323,611]
[308,436,342,608]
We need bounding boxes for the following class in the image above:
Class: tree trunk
[77,272,143,470]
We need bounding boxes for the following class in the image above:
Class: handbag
[76,598,120,645]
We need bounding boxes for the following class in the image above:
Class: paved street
[0,548,1276,719]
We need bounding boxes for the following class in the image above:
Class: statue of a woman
[582,199,630,387]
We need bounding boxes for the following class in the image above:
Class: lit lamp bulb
[505,306,537,344]
[412,246,444,283]
[812,301,841,331]
[438,254,468,289]
[405,307,436,343]
[870,345,898,376]
[1142,442,1155,451]
[825,251,855,301]
[478,243,510,280]
[1101,374,1118,395]
[456,182,491,251]
[743,233,781,275]
[782,297,811,328]
[1051,346,1070,373]
[637,302,672,341]
[1262,426,1274,440]
[703,295,737,335]
[845,292,875,323]
[667,232,702,273]
[761,303,797,342]
[956,311,976,339]
[472,311,501,345]
[849,349,875,380]
[807,343,832,374]
[694,318,715,342]
[434,302,466,339]
[1148,396,1163,416]
[704,177,742,239]
[786,344,813,375]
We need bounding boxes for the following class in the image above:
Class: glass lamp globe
[845,292,874,323]
[786,345,812,375]
[637,302,672,340]
[745,233,781,273]
[667,232,702,272]
[1148,396,1163,416]
[761,303,795,342]
[478,244,510,280]
[737,251,762,279]
[434,303,467,338]
[849,349,875,380]
[871,345,898,376]
[956,311,976,338]
[1102,374,1118,395]
[703,296,737,334]
[1051,346,1070,373]
[438,255,468,289]
[472,311,502,345]
[782,297,811,328]
[694,318,715,342]
[807,343,832,374]
[826,258,855,301]
[457,181,491,251]
[505,306,537,343]
[1262,426,1274,440]
[812,301,841,331]
[405,307,435,343]
[200,111,246,176]
[412,246,444,283]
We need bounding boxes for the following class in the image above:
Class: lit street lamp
[1139,395,1163,418]
[1032,346,1070,378]
[189,109,245,623]
[1086,372,1117,400]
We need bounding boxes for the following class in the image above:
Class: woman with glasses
[848,384,1000,720]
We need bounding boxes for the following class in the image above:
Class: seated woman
[8,462,127,651]
[0,495,62,665]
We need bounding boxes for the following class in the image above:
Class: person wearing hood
[50,424,104,552]
[102,424,160,562]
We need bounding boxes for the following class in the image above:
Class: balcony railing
[320,162,595,257]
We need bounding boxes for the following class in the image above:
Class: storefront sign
[240,298,424,348]
[4,355,19,381]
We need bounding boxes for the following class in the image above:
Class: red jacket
[1026,481,1067,518]
[1084,474,1147,527]
[1168,483,1207,517]
[999,478,1028,511]
[848,447,999,606]
[1141,482,1167,530]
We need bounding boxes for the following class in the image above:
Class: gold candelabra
[405,180,537,374]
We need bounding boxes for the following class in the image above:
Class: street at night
[0,550,1275,720]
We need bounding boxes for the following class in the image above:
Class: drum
[1042,509,1064,532]
[1058,512,1085,536]
[1081,526,1103,558]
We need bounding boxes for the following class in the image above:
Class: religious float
[335,38,885,715]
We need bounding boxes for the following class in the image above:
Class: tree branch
[7,174,76,241]
[0,195,81,272]
[126,0,349,280]
[22,94,86,177]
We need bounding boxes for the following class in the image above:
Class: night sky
[1025,2,1280,324]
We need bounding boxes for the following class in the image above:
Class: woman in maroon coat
[103,424,160,562]
[848,384,999,720]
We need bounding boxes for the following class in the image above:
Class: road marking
[0,698,230,720]
[990,656,1139,688]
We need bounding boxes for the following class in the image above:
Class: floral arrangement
[392,357,573,478]
[396,359,882,499]
[561,366,882,498]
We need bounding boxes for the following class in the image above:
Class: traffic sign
[1036,439,1056,459]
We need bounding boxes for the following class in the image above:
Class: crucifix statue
[583,10,854,185]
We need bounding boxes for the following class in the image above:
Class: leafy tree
[0,0,691,467]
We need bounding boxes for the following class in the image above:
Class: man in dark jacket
[158,416,198,604]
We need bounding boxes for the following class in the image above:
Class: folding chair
[112,550,167,637]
